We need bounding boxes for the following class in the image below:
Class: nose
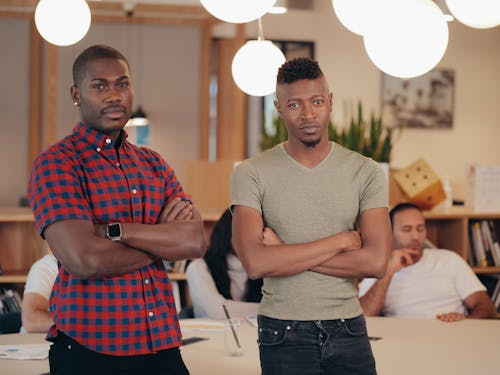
[105,86,121,103]
[301,103,316,120]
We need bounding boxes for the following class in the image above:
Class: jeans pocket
[257,316,291,347]
[341,315,368,337]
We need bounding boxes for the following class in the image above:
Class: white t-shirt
[20,254,58,333]
[358,249,486,318]
[186,254,259,319]
[24,254,58,299]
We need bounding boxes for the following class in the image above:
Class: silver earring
[74,102,79,106]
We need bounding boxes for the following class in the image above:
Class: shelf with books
[423,207,500,276]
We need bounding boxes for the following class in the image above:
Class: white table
[1,317,499,375]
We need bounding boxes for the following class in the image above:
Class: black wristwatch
[106,222,122,241]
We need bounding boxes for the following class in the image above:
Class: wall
[1,2,500,205]
[249,1,500,199]
[0,19,30,206]
[0,19,201,206]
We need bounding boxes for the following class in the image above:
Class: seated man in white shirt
[358,202,496,322]
[21,253,58,333]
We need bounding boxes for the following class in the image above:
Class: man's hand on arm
[45,199,205,280]
[119,199,206,262]
[310,207,392,279]
[45,219,156,280]
[232,205,359,279]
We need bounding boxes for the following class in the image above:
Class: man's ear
[70,85,80,104]
[274,100,282,117]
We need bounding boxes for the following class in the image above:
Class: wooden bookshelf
[423,206,500,274]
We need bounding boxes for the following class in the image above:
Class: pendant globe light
[331,0,374,36]
[363,0,448,79]
[231,18,285,97]
[200,0,277,24]
[35,0,91,46]
[445,0,500,29]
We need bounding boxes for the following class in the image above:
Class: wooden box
[393,159,446,210]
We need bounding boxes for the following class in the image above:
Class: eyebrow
[90,75,129,83]
[287,94,324,102]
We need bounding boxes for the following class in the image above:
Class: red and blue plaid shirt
[29,122,187,356]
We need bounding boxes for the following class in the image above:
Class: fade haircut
[276,57,324,84]
[72,45,129,86]
[389,202,422,228]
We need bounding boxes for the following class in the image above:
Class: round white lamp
[363,0,449,78]
[445,0,500,29]
[200,0,277,24]
[35,0,91,46]
[232,40,286,97]
[331,0,375,36]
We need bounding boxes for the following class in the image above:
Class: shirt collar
[72,122,129,150]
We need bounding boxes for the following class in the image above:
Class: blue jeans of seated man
[257,314,376,375]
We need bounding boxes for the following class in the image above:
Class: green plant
[329,101,393,163]
[261,101,395,163]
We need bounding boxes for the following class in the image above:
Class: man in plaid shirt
[28,45,206,374]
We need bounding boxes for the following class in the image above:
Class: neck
[284,139,331,168]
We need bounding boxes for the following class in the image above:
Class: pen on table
[222,304,241,349]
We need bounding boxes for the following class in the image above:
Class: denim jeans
[49,331,189,375]
[257,314,376,375]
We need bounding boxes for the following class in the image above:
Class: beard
[301,136,321,148]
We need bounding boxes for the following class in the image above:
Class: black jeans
[49,332,189,375]
[258,315,377,375]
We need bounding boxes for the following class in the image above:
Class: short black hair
[72,45,129,86]
[276,57,323,84]
[389,202,422,227]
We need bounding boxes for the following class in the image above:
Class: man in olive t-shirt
[231,58,391,375]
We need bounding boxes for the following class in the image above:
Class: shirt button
[144,279,149,284]
[148,311,154,317]
[116,162,120,167]
[132,189,137,194]
[105,138,111,144]
[96,147,101,152]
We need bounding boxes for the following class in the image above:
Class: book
[471,221,488,267]
[480,220,499,266]
[487,220,500,266]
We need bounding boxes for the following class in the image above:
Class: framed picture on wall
[382,68,455,129]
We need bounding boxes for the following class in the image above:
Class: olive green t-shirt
[230,142,388,320]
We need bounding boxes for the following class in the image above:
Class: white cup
[225,318,243,356]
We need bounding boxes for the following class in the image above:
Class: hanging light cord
[258,17,265,41]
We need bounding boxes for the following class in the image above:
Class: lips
[102,106,126,120]
[300,124,320,134]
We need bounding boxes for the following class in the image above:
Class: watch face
[108,223,121,238]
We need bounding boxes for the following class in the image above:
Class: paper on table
[0,343,50,360]
[181,320,225,332]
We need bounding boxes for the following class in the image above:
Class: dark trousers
[49,332,189,375]
[258,314,377,375]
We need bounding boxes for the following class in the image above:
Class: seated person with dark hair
[186,209,263,319]
[359,202,496,322]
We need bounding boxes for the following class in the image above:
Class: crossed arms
[231,205,391,280]
[45,198,206,279]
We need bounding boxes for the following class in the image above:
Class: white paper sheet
[0,343,50,360]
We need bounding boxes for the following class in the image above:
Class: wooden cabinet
[0,207,49,285]
[423,207,500,275]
